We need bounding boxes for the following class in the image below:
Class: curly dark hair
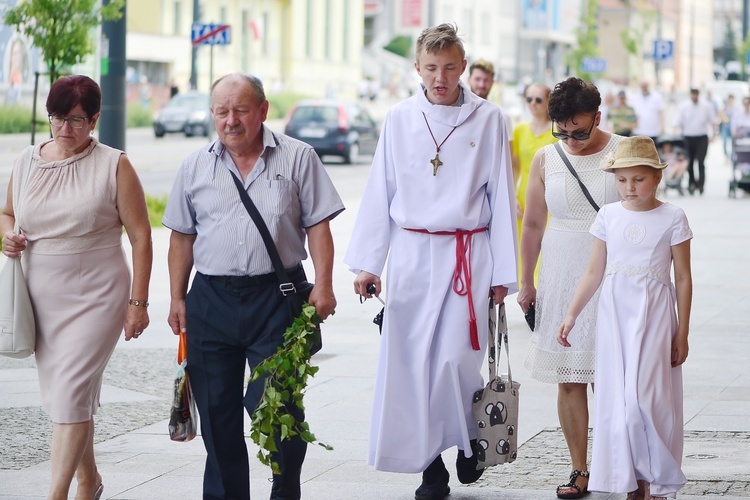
[547,77,601,123]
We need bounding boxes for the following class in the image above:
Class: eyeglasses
[48,115,88,129]
[526,96,544,104]
[552,116,597,141]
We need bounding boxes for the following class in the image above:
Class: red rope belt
[404,226,489,350]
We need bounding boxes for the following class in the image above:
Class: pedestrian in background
[730,95,750,136]
[631,81,664,143]
[511,82,555,284]
[518,77,623,500]
[608,90,638,137]
[468,58,515,158]
[720,94,737,160]
[163,73,344,500]
[0,74,153,500]
[346,23,518,500]
[558,136,692,500]
[674,88,718,195]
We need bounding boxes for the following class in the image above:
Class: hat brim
[601,157,668,173]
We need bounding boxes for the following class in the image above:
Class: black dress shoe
[688,184,695,195]
[415,455,450,500]
[456,439,484,484]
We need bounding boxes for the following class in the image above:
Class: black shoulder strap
[553,142,600,212]
[229,172,296,296]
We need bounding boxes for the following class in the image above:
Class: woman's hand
[124,303,150,341]
[671,334,689,367]
[354,271,381,298]
[557,316,576,347]
[2,230,26,258]
[517,285,536,314]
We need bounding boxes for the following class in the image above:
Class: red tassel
[469,319,480,350]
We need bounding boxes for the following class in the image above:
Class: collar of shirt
[208,125,280,187]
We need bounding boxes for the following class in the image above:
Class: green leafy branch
[249,303,332,474]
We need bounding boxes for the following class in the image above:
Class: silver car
[153,92,212,138]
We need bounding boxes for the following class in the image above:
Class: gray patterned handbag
[471,299,520,469]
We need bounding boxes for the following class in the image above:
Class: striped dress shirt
[163,125,344,276]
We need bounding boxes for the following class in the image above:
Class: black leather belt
[203,264,304,289]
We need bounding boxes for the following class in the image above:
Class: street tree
[3,0,124,86]
[566,0,600,82]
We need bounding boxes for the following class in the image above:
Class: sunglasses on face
[552,116,597,141]
[526,96,544,104]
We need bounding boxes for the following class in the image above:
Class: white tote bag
[0,153,36,358]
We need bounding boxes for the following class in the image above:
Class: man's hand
[491,285,508,304]
[354,271,381,298]
[168,298,187,336]
[308,283,336,320]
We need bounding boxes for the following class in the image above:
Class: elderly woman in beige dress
[0,75,152,500]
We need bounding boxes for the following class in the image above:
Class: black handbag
[229,172,321,353]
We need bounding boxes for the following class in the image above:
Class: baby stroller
[656,136,688,196]
[729,127,750,198]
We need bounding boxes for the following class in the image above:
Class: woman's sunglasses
[551,116,597,141]
[526,96,544,104]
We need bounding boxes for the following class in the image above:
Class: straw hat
[601,136,667,173]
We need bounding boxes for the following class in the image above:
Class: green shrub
[383,35,412,58]
[0,105,45,134]
[267,92,311,120]
[146,194,168,227]
[127,103,153,128]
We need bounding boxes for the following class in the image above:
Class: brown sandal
[556,469,590,499]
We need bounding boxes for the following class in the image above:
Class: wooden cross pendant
[430,153,443,176]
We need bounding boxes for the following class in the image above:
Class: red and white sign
[402,0,422,27]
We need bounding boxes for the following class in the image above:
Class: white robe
[344,81,518,473]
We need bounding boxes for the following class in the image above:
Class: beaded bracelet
[128,299,149,308]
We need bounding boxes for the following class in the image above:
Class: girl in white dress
[558,136,693,500]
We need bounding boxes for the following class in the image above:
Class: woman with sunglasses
[0,75,152,500]
[511,83,555,284]
[517,77,623,499]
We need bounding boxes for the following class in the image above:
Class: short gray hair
[415,23,465,62]
[210,73,266,105]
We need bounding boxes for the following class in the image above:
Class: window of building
[306,0,313,58]
[173,1,181,35]
[343,0,349,61]
[241,10,248,73]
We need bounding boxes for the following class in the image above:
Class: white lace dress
[523,136,622,383]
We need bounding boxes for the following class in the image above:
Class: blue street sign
[653,40,673,61]
[191,23,232,46]
[582,57,607,74]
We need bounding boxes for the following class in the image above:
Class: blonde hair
[415,23,465,62]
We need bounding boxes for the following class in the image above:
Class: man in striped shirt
[163,73,344,500]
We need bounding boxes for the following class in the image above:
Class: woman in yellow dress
[512,83,556,284]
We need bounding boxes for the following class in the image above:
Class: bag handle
[177,331,188,365]
[487,299,514,386]
[229,171,296,296]
[13,152,34,234]
[553,142,600,212]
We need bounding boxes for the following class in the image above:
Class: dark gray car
[284,100,379,163]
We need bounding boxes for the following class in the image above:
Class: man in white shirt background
[674,88,719,195]
[630,81,664,143]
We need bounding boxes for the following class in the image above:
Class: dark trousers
[186,267,309,500]
[684,134,709,190]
